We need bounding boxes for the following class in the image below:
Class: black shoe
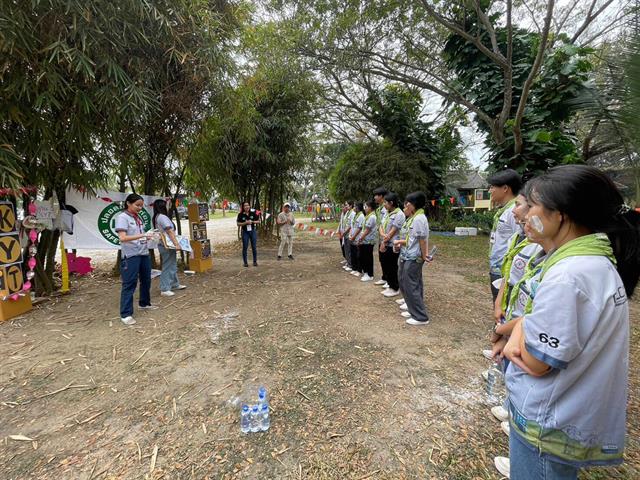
[243,263,249,268]
[277,256,282,260]
[288,255,294,260]
[253,262,258,267]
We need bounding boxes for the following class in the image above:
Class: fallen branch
[296,347,315,355]
[131,348,149,366]
[296,390,312,401]
[209,383,233,397]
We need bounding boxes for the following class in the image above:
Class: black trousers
[378,250,386,280]
[490,273,502,304]
[350,242,361,272]
[340,237,345,258]
[359,244,374,277]
[380,247,400,290]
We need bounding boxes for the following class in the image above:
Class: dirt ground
[1,234,638,479]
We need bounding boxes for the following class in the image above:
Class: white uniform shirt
[489,205,519,275]
[506,255,628,466]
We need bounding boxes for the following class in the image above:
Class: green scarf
[510,233,615,319]
[363,211,375,237]
[403,209,425,242]
[382,207,401,231]
[375,205,384,224]
[500,233,531,311]
[491,198,516,233]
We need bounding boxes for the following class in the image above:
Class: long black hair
[364,199,376,212]
[527,165,640,296]
[354,201,364,213]
[384,192,401,209]
[152,199,169,229]
[405,191,426,210]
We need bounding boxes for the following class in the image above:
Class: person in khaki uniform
[277,202,295,260]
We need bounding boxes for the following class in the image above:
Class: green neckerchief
[382,207,401,231]
[505,251,545,321]
[514,233,615,318]
[500,233,530,312]
[352,212,364,234]
[403,209,425,243]
[362,211,375,237]
[491,198,516,233]
[375,205,384,224]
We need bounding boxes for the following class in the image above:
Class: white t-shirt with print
[506,255,628,466]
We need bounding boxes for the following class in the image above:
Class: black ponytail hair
[124,193,143,211]
[355,201,364,213]
[405,191,427,211]
[365,199,376,212]
[384,192,400,209]
[152,199,169,229]
[527,165,640,296]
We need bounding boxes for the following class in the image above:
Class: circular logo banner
[97,203,151,246]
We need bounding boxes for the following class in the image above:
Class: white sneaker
[395,298,405,305]
[160,290,175,297]
[400,303,408,311]
[345,267,353,272]
[374,279,386,285]
[382,283,389,288]
[501,421,510,437]
[175,285,187,290]
[401,311,412,318]
[482,349,494,360]
[380,288,390,295]
[383,289,400,298]
[351,271,361,277]
[494,456,510,478]
[120,316,136,325]
[481,369,489,382]
[406,318,429,326]
[491,406,509,422]
[361,274,373,282]
[341,260,347,264]
[139,304,159,310]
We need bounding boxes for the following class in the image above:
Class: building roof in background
[446,170,488,190]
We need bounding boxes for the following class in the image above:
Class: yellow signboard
[0,234,22,266]
[0,202,17,233]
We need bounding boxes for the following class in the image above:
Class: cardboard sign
[191,222,207,241]
[0,264,24,296]
[0,233,22,266]
[0,202,17,234]
[198,203,209,221]
[35,200,56,219]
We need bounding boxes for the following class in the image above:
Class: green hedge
[429,209,494,233]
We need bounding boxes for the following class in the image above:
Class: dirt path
[1,236,638,479]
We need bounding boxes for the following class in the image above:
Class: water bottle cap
[261,403,268,411]
[242,405,249,412]
[258,386,267,397]
[252,405,259,412]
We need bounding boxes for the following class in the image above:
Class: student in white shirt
[372,186,388,285]
[341,201,356,272]
[355,200,377,282]
[488,169,522,302]
[393,191,432,326]
[495,165,640,480]
[348,202,365,277]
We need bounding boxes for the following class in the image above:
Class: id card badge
[247,224,252,232]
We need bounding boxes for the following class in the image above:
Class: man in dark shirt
[236,201,260,267]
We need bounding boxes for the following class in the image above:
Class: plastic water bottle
[258,386,268,407]
[260,403,270,431]
[486,362,504,404]
[240,404,251,434]
[250,405,261,433]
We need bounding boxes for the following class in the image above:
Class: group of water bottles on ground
[240,386,271,433]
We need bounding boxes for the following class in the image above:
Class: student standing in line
[152,199,187,297]
[488,169,522,302]
[342,201,356,272]
[115,194,158,325]
[356,200,378,282]
[394,192,431,326]
[338,203,350,264]
[236,201,260,267]
[348,202,365,277]
[494,165,639,480]
[379,192,405,298]
[372,187,388,286]
[277,202,296,260]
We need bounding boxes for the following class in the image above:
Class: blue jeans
[158,245,179,292]
[242,229,257,265]
[509,428,578,480]
[120,255,151,317]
